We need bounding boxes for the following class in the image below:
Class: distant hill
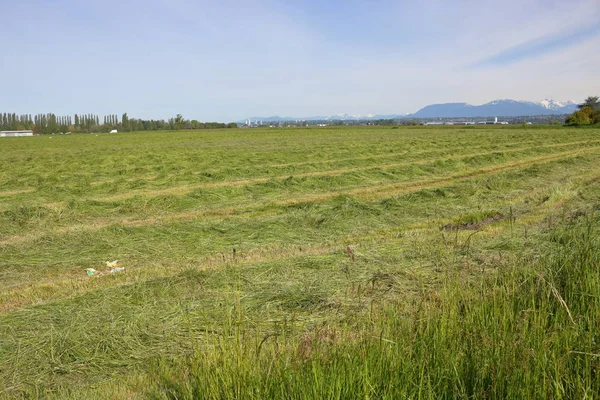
[412,99,577,118]
[241,99,578,122]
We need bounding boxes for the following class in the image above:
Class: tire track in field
[94,140,600,202]
[85,138,600,191]
[1,147,599,247]
[3,171,600,314]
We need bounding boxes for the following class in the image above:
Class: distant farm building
[0,130,34,137]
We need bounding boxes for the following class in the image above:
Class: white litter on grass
[106,260,125,274]
[85,261,126,276]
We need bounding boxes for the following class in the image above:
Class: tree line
[0,113,238,134]
[566,96,600,126]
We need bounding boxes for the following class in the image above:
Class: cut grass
[1,125,600,398]
[2,146,599,246]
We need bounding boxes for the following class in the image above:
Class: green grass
[148,216,600,399]
[1,125,599,398]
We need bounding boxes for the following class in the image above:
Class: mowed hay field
[1,126,600,398]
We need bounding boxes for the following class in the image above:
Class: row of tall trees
[566,96,600,126]
[121,114,237,132]
[0,113,237,134]
[1,113,35,131]
[0,113,73,134]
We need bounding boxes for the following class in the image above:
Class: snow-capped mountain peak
[537,99,575,110]
[487,99,518,105]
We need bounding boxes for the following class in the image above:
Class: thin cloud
[471,23,600,68]
[1,0,599,121]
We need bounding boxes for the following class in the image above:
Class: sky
[1,0,599,122]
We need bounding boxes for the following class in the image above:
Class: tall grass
[149,214,599,399]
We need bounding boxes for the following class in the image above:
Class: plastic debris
[106,260,125,274]
[85,260,126,276]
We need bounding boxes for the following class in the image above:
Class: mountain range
[243,99,578,122]
[412,99,577,118]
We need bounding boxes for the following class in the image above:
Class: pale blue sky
[1,0,599,121]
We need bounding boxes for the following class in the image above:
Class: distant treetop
[566,95,599,126]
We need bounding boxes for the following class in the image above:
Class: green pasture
[1,126,599,398]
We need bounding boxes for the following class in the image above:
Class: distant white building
[110,129,118,133]
[480,117,508,125]
[0,130,34,137]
